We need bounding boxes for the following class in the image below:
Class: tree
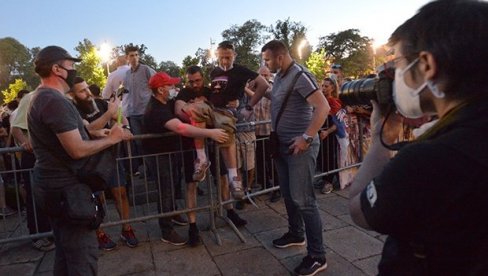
[74,39,106,88]
[269,18,312,64]
[1,79,28,104]
[305,49,327,82]
[0,37,35,94]
[316,29,373,78]
[221,19,267,71]
[158,61,181,77]
[118,43,158,70]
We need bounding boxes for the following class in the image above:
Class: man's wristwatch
[122,125,131,130]
[302,133,313,144]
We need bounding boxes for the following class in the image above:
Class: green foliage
[0,37,36,95]
[317,29,373,78]
[74,39,106,88]
[222,19,267,71]
[1,79,27,104]
[306,49,327,82]
[269,18,311,64]
[158,61,181,77]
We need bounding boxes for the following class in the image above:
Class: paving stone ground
[0,187,384,275]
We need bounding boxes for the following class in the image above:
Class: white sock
[196,149,207,162]
[228,168,238,180]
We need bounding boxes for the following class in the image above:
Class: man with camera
[28,46,130,275]
[349,0,488,274]
[260,40,330,276]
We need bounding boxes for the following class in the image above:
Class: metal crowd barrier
[0,119,366,245]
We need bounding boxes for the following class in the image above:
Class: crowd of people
[1,0,487,275]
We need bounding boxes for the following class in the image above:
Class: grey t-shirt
[28,88,89,175]
[271,63,319,143]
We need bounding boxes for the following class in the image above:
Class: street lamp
[297,39,308,60]
[99,42,112,75]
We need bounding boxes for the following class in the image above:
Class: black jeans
[21,152,51,235]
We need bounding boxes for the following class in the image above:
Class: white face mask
[168,88,178,100]
[393,58,445,119]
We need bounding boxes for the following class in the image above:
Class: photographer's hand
[370,100,403,145]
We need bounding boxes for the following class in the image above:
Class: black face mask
[57,64,77,89]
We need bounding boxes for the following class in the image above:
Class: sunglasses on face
[331,64,342,69]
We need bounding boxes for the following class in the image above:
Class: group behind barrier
[0,119,366,245]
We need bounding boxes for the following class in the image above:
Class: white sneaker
[193,159,211,182]
[230,177,245,200]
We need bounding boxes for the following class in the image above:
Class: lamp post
[297,39,308,61]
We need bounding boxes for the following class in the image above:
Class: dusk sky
[1,0,431,66]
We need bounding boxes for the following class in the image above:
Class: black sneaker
[161,230,187,246]
[188,228,202,247]
[272,232,305,248]
[294,255,327,276]
[269,190,281,203]
[226,210,247,227]
[171,215,189,226]
[235,200,245,210]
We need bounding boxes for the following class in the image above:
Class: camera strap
[273,69,304,132]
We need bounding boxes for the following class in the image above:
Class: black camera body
[339,65,395,115]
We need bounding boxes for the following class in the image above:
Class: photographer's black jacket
[360,99,488,275]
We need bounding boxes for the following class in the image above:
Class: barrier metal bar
[0,119,365,246]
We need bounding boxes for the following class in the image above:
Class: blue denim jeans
[274,139,325,258]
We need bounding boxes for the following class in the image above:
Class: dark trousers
[21,152,51,235]
[147,154,178,235]
[256,135,279,189]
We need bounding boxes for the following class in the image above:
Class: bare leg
[110,187,131,231]
[186,182,197,223]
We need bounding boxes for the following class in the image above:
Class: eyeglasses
[188,78,202,85]
[331,64,342,69]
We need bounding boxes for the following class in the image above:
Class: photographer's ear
[418,51,437,81]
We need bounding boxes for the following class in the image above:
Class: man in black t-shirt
[28,46,129,275]
[143,72,229,246]
[70,77,138,250]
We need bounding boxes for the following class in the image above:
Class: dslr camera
[338,62,395,115]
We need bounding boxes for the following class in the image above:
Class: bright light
[99,42,112,63]
[297,39,308,60]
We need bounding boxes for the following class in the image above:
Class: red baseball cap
[148,72,181,89]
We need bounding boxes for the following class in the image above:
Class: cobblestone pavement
[0,187,384,275]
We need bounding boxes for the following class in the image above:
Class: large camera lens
[339,78,378,106]
[338,67,395,114]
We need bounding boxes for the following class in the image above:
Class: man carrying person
[175,66,248,231]
[69,76,138,250]
[143,72,229,246]
[28,45,130,275]
[256,40,330,276]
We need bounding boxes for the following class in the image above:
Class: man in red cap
[143,72,229,245]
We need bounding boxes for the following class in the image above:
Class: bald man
[102,55,130,101]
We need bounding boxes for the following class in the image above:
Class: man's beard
[192,87,205,97]
[76,98,96,115]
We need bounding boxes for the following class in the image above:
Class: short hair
[261,40,288,56]
[17,89,30,99]
[88,84,101,97]
[74,76,85,85]
[217,41,234,51]
[389,0,488,99]
[125,45,139,55]
[186,65,203,76]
